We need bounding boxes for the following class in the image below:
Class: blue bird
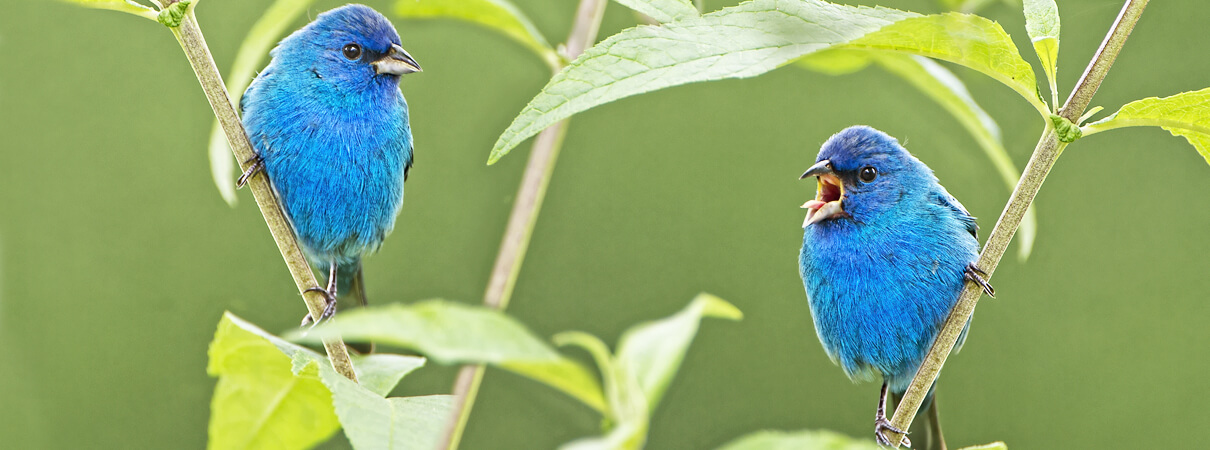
[238,4,421,328]
[798,126,993,449]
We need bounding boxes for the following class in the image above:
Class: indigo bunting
[798,126,993,449]
[238,4,421,326]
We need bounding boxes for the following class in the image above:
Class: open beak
[799,159,845,227]
[373,44,422,76]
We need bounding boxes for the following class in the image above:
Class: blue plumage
[798,126,990,448]
[240,4,421,323]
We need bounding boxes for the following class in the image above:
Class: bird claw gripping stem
[964,264,995,298]
[236,156,265,189]
[300,287,337,329]
[875,382,911,448]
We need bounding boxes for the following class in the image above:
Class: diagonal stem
[438,0,608,449]
[881,0,1149,445]
[170,8,357,382]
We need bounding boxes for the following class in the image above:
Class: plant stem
[439,0,608,448]
[883,0,1149,445]
[170,9,357,382]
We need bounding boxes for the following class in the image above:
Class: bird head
[274,4,421,93]
[800,126,935,228]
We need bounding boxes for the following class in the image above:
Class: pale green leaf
[716,430,883,450]
[869,54,1037,260]
[794,49,872,76]
[613,0,699,23]
[555,332,649,450]
[208,0,318,206]
[1084,88,1210,165]
[560,421,648,450]
[501,358,608,413]
[616,293,740,410]
[395,0,559,70]
[1023,0,1059,107]
[206,313,340,450]
[63,0,158,20]
[316,359,453,450]
[841,13,1046,116]
[489,0,917,163]
[295,300,607,412]
[351,353,426,397]
[958,443,1008,450]
[488,0,1047,163]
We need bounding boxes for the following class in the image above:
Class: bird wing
[935,187,978,240]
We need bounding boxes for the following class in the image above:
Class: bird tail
[333,261,374,354]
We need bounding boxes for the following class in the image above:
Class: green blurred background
[2,0,1209,448]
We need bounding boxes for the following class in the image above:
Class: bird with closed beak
[239,4,422,330]
[799,126,994,449]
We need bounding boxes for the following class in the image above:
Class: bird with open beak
[797,126,994,449]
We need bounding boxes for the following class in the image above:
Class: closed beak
[374,44,422,76]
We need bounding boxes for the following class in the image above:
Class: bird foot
[237,156,265,189]
[300,287,337,329]
[964,264,995,298]
[875,416,911,448]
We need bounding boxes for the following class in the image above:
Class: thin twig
[171,9,357,382]
[882,0,1149,445]
[438,0,608,448]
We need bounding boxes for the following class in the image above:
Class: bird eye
[859,166,878,182]
[342,44,362,60]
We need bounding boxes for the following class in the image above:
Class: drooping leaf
[295,300,607,412]
[868,54,1037,260]
[1084,88,1210,165]
[794,49,873,76]
[395,0,559,70]
[616,293,741,410]
[207,0,318,206]
[63,0,158,20]
[716,430,883,450]
[840,13,1046,116]
[488,0,1047,163]
[207,313,341,450]
[1023,0,1059,107]
[612,0,699,23]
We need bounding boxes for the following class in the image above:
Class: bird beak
[373,44,422,76]
[799,160,846,227]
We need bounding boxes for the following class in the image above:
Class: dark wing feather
[935,188,978,240]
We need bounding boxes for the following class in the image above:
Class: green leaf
[63,0,158,20]
[351,353,426,396]
[208,0,318,206]
[841,13,1046,116]
[794,49,872,76]
[868,53,1037,260]
[1023,0,1059,108]
[488,0,1047,163]
[1084,88,1210,165]
[395,0,559,70]
[716,430,883,450]
[316,360,453,450]
[958,443,1008,450]
[612,0,699,23]
[615,293,741,410]
[207,313,340,450]
[295,300,607,412]
[555,294,740,450]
